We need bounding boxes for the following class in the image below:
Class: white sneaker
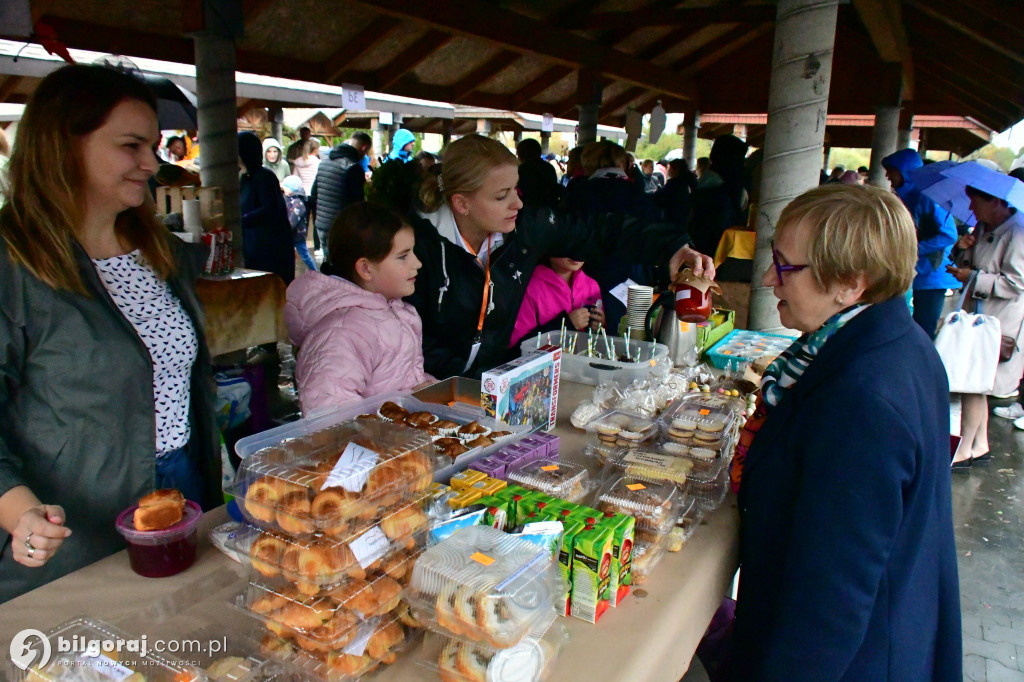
[993,403,1024,419]
[993,390,1020,400]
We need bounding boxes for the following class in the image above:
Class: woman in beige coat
[948,185,1024,468]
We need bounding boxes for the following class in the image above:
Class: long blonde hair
[419,135,517,212]
[0,64,175,294]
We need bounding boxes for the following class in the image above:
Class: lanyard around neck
[462,231,494,334]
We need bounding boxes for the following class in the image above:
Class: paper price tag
[542,113,554,132]
[699,409,711,415]
[471,552,495,566]
[323,442,380,493]
[343,618,379,656]
[675,289,691,301]
[540,464,559,471]
[341,83,366,110]
[626,483,646,491]
[76,654,136,680]
[350,526,390,568]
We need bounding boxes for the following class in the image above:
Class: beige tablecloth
[0,382,739,681]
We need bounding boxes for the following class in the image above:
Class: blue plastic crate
[705,329,799,370]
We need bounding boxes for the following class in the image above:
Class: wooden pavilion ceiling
[3,0,1022,146]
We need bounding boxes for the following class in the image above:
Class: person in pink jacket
[285,203,431,413]
[509,257,606,347]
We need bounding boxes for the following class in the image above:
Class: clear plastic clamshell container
[686,461,732,513]
[630,530,673,585]
[189,627,283,682]
[418,613,569,682]
[595,476,684,535]
[5,616,203,681]
[505,459,590,503]
[228,419,435,537]
[252,611,418,681]
[604,448,695,486]
[405,526,561,649]
[231,496,429,593]
[586,409,660,451]
[660,394,738,443]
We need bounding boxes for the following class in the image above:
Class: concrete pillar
[732,124,748,142]
[683,110,700,171]
[193,33,241,260]
[918,129,929,157]
[540,130,551,152]
[513,130,523,144]
[822,145,831,172]
[748,0,839,331]
[868,105,900,187]
[370,118,382,165]
[476,118,492,136]
[897,127,912,150]
[268,106,283,144]
[442,125,452,148]
[576,68,602,147]
[897,108,914,150]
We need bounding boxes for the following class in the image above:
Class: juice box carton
[481,346,561,431]
[478,494,511,531]
[596,511,636,607]
[570,523,614,623]
[550,515,586,617]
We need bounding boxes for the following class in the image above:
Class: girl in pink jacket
[284,203,431,413]
[509,257,606,347]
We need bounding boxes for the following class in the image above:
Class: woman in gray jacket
[0,64,220,602]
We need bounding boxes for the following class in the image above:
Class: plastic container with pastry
[231,496,429,593]
[6,617,203,681]
[601,448,695,487]
[595,476,684,535]
[417,613,569,682]
[115,497,202,578]
[685,460,732,513]
[188,627,280,682]
[658,394,739,444]
[245,610,417,681]
[405,526,562,649]
[504,459,590,503]
[586,409,659,451]
[629,529,673,585]
[228,418,435,537]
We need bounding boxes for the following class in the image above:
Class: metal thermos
[645,290,698,365]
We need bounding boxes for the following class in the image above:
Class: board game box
[480,345,561,431]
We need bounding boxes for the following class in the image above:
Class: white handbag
[934,274,1002,394]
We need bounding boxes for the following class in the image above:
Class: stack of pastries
[233,419,436,678]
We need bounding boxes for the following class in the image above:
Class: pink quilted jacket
[284,272,430,413]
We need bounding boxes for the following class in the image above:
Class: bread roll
[134,488,185,531]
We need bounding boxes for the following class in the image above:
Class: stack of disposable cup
[182,199,203,242]
[626,285,654,339]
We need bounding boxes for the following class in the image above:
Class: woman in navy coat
[730,184,961,681]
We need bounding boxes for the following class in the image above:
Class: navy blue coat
[733,297,961,681]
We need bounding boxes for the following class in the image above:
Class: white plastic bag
[934,309,1001,394]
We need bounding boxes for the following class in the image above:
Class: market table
[195,269,288,358]
[0,382,739,681]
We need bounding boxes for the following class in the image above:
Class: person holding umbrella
[939,164,1024,467]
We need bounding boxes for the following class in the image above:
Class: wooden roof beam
[852,0,914,99]
[323,16,401,85]
[373,29,452,91]
[600,86,650,117]
[915,60,1019,124]
[909,16,1021,90]
[915,62,1016,127]
[451,51,520,103]
[508,66,573,109]
[0,76,23,104]
[568,5,776,32]
[242,0,277,25]
[905,0,1024,67]
[355,0,696,100]
[679,22,774,76]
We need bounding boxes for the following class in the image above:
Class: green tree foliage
[965,144,1017,170]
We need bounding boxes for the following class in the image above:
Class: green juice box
[570,522,614,623]
[551,516,586,616]
[596,511,636,606]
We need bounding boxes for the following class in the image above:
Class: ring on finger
[26,543,36,558]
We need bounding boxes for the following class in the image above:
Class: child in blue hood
[388,128,416,163]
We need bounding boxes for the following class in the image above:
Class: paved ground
[954,396,1024,682]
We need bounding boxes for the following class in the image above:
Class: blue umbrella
[919,161,1024,226]
[905,160,958,191]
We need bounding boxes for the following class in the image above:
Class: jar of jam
[116,500,201,577]
[674,281,713,322]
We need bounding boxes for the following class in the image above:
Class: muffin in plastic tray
[5,616,203,681]
[229,419,435,537]
[232,497,429,592]
[595,475,684,535]
[405,526,561,649]
[252,611,418,681]
[630,530,672,585]
[687,462,731,512]
[418,612,569,682]
[504,459,590,502]
[587,409,659,450]
[604,448,695,486]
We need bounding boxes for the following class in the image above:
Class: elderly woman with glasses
[727,184,961,681]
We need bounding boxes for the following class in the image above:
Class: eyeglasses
[771,241,809,283]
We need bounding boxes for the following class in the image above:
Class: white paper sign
[343,617,380,656]
[675,289,691,301]
[323,442,379,493]
[379,111,394,126]
[342,83,366,111]
[610,279,639,307]
[542,114,554,132]
[350,525,391,568]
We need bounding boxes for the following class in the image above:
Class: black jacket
[0,237,221,602]
[312,144,365,237]
[405,207,688,379]
[518,158,562,209]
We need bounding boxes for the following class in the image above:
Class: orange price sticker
[626,483,646,491]
[541,464,560,471]
[471,552,495,566]
[699,409,711,415]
